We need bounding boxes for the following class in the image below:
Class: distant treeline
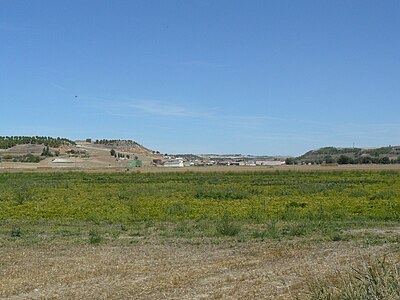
[285,146,400,165]
[300,146,399,158]
[94,139,137,145]
[0,136,75,149]
[286,154,400,165]
[286,146,400,165]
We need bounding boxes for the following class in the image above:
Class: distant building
[152,158,162,165]
[52,158,74,163]
[163,160,184,167]
[256,160,285,166]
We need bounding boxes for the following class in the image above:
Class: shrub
[11,227,22,237]
[286,201,307,208]
[14,189,33,205]
[88,229,102,244]
[195,188,249,200]
[216,213,241,236]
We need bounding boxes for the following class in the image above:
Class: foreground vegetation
[310,258,400,299]
[0,170,399,244]
[1,170,399,298]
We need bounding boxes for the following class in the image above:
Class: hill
[288,146,400,165]
[0,136,159,167]
[0,136,75,149]
[2,136,400,168]
[0,136,76,163]
[92,139,154,156]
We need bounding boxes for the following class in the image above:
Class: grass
[216,212,241,236]
[0,170,399,298]
[0,170,399,244]
[309,257,400,299]
[88,229,102,245]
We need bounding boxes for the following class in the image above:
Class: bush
[23,154,41,163]
[14,189,33,205]
[216,213,241,236]
[337,155,352,164]
[11,227,22,237]
[195,188,249,200]
[88,229,102,244]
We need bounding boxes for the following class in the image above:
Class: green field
[1,170,399,245]
[1,170,400,299]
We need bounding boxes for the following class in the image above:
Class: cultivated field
[1,170,399,299]
[2,162,400,174]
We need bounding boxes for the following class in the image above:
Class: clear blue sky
[1,1,399,156]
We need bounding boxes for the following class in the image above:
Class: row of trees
[336,155,398,164]
[286,155,400,165]
[110,149,138,160]
[0,136,75,149]
[299,146,399,160]
[310,147,363,156]
[41,146,60,157]
[95,139,137,146]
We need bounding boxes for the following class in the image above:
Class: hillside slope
[289,146,400,164]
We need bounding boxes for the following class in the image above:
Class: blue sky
[1,0,399,155]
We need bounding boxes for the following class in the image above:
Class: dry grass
[0,169,399,298]
[309,255,400,299]
[1,238,398,299]
[2,161,400,173]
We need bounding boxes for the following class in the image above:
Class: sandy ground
[0,238,398,300]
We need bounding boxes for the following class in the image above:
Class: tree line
[110,149,137,160]
[286,155,400,165]
[94,139,138,146]
[0,136,75,149]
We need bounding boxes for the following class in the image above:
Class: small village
[153,156,286,168]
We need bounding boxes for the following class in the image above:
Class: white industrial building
[163,160,184,167]
[255,160,285,166]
